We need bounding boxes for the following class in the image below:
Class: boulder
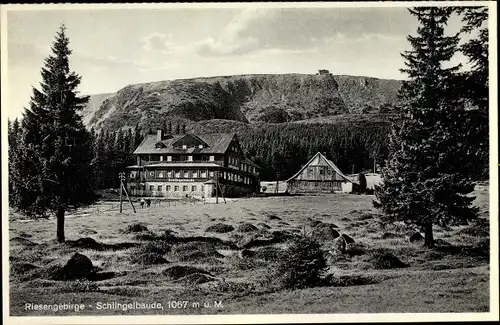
[341,234,355,244]
[64,253,94,279]
[311,223,340,243]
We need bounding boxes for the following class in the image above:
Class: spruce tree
[11,24,95,242]
[374,7,478,247]
[167,121,173,134]
[456,7,489,179]
[175,123,181,135]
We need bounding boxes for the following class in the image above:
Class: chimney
[157,129,164,142]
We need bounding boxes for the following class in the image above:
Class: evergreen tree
[182,123,187,134]
[456,7,489,179]
[11,24,95,242]
[8,118,22,205]
[374,7,478,247]
[167,121,173,134]
[175,123,181,135]
[133,123,142,149]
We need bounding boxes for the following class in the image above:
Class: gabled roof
[287,152,353,183]
[133,133,236,155]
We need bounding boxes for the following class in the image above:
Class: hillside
[81,73,402,131]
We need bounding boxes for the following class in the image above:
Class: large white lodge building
[126,130,261,199]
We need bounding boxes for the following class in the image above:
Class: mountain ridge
[81,73,403,132]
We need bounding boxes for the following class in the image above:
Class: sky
[5,4,474,120]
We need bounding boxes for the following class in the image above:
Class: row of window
[148,155,216,162]
[131,185,199,192]
[130,170,254,184]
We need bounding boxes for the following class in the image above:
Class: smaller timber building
[286,152,356,194]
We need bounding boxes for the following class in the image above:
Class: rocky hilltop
[82,73,402,131]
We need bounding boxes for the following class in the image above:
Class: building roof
[287,152,354,183]
[133,132,236,155]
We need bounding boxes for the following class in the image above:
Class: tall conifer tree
[11,25,95,242]
[374,7,478,247]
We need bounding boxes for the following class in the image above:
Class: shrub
[268,237,327,290]
[322,274,377,287]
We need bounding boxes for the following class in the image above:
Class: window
[319,169,324,175]
[130,186,136,192]
[193,171,198,178]
[224,172,227,179]
[149,185,154,191]
[166,185,171,191]
[184,171,189,178]
[201,170,207,178]
[167,171,172,178]
[174,185,179,191]
[158,171,164,178]
[167,156,172,162]
[183,185,188,191]
[158,185,162,191]
[182,145,187,149]
[198,144,204,149]
[149,171,155,177]
[175,170,180,178]
[191,185,197,192]
[209,155,215,161]
[188,156,193,162]
[209,171,214,177]
[160,156,164,161]
[130,171,137,179]
[202,155,208,161]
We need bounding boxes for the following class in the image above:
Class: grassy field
[8,183,490,316]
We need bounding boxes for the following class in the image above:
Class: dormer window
[182,145,187,149]
[198,144,204,149]
[155,142,166,149]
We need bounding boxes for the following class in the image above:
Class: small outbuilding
[286,152,357,194]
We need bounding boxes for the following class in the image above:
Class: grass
[8,184,490,315]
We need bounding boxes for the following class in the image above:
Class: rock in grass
[205,223,234,233]
[237,223,259,233]
[341,234,355,244]
[311,223,340,243]
[408,232,424,243]
[64,253,95,279]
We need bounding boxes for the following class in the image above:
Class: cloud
[194,7,412,57]
[141,32,175,54]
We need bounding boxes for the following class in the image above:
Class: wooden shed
[286,152,356,194]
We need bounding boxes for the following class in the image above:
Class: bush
[268,237,327,290]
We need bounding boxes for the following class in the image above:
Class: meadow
[8,183,490,315]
